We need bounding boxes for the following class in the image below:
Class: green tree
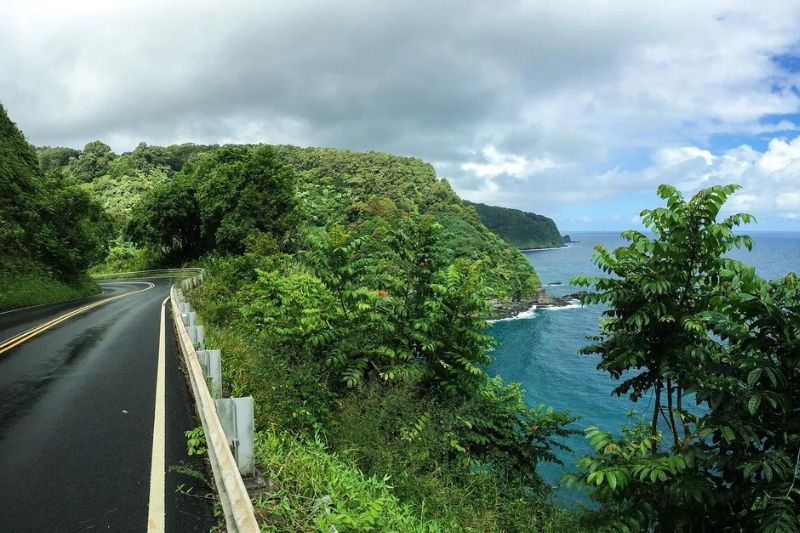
[1,104,110,279]
[567,184,800,532]
[68,140,116,182]
[126,175,201,265]
[193,145,297,254]
[36,146,80,174]
[573,184,753,451]
[127,145,297,263]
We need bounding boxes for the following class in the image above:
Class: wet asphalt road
[0,279,215,532]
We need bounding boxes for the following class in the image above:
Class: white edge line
[147,295,170,532]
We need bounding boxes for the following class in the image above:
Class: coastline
[518,244,567,252]
[488,288,587,320]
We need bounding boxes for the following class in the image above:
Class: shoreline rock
[488,289,590,319]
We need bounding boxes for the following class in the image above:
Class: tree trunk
[666,379,680,448]
[677,385,691,446]
[651,380,662,455]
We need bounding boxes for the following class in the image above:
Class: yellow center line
[0,282,155,356]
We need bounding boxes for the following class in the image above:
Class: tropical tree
[127,145,297,263]
[572,184,754,451]
[567,184,800,532]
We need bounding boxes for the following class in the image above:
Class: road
[0,279,215,532]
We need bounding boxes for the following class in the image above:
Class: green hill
[274,146,540,299]
[465,200,564,249]
[0,104,108,310]
[40,143,542,301]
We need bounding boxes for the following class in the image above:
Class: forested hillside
[465,200,564,249]
[274,146,540,299]
[0,105,108,310]
[40,142,541,301]
[26,137,573,530]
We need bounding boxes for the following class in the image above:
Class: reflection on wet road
[0,279,214,531]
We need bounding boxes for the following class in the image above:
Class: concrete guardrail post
[215,397,255,478]
[197,349,222,398]
[187,325,205,349]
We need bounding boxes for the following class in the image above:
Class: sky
[2,1,800,231]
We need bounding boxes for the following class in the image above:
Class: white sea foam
[489,304,538,323]
[540,300,583,311]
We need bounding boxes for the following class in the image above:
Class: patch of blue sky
[554,192,659,232]
[771,52,800,73]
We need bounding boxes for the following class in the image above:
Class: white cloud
[462,145,557,179]
[776,192,800,210]
[605,135,800,221]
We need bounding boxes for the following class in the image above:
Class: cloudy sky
[3,1,800,230]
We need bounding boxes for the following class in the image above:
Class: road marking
[147,295,170,532]
[0,282,154,356]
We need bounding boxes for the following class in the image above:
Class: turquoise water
[488,231,800,504]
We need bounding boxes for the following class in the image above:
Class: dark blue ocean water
[488,231,800,504]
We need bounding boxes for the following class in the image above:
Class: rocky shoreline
[489,288,589,319]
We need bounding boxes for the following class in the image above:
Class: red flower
[530,424,539,432]
[377,290,389,298]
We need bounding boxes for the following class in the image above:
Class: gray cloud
[2,0,800,228]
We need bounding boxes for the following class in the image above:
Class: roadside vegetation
[0,104,108,311]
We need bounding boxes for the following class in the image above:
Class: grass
[0,269,99,312]
[253,430,449,532]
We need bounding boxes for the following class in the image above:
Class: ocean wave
[488,305,538,322]
[541,300,583,311]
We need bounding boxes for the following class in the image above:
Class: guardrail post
[215,397,255,478]
[187,325,205,349]
[197,349,222,398]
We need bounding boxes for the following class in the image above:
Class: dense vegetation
[567,185,800,532]
[37,141,215,232]
[39,141,540,302]
[31,135,568,529]
[0,104,109,310]
[144,146,574,530]
[465,201,564,249]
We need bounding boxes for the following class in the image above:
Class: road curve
[0,279,214,532]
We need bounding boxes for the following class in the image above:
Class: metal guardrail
[91,268,204,280]
[170,274,259,532]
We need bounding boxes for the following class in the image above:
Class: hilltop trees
[127,145,297,264]
[569,184,800,532]
[68,140,116,182]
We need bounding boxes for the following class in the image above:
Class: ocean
[488,231,800,505]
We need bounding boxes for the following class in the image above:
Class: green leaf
[721,426,735,443]
[747,395,761,415]
[747,368,762,387]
